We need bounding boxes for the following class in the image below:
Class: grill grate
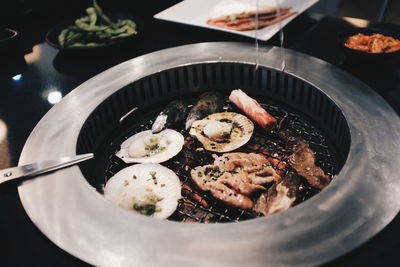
[101,97,339,223]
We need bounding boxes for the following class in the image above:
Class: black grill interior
[76,63,351,223]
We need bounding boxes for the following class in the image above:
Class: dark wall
[0,0,182,52]
[311,0,399,24]
[0,0,181,29]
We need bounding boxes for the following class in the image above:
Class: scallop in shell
[189,112,254,152]
[104,163,182,219]
[116,129,184,163]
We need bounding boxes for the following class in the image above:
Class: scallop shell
[104,163,182,219]
[115,129,184,163]
[189,112,254,152]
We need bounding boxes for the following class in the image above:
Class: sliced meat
[208,7,291,23]
[288,141,331,190]
[222,11,297,31]
[229,89,277,131]
[191,153,281,209]
[278,117,331,189]
[254,173,301,215]
[207,7,296,31]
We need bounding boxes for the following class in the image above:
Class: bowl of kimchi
[338,27,400,62]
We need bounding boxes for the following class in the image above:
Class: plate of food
[46,0,140,50]
[154,0,318,41]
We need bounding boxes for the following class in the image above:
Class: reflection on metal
[0,153,94,185]
[18,43,400,267]
[12,74,22,81]
[24,45,42,64]
[119,107,138,124]
[0,120,11,170]
[344,17,369,27]
[47,91,63,105]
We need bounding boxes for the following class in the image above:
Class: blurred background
[0,0,398,54]
[311,0,399,24]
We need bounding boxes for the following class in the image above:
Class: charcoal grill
[88,94,344,223]
[18,43,400,266]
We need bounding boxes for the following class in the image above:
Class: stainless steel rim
[18,42,400,267]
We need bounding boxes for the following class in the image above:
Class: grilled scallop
[189,112,254,152]
[104,163,182,219]
[116,129,184,163]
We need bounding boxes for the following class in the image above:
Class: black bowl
[337,27,400,63]
[46,13,142,51]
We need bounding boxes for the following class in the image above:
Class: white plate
[154,0,318,41]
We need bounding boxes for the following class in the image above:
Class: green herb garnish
[132,192,164,216]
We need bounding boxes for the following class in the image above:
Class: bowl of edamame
[46,0,140,51]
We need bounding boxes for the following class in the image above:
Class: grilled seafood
[152,100,190,133]
[189,112,254,152]
[191,153,280,209]
[229,89,277,131]
[104,163,181,219]
[115,129,184,163]
[107,91,336,221]
[185,91,224,130]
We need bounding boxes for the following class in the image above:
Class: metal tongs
[0,153,94,185]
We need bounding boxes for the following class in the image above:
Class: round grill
[76,62,349,223]
[18,43,400,267]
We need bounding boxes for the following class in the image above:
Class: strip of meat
[229,89,277,131]
[224,14,280,27]
[222,11,297,31]
[191,153,281,209]
[216,10,291,27]
[254,173,300,215]
[207,9,297,31]
[207,7,291,24]
[238,7,291,19]
[288,141,331,190]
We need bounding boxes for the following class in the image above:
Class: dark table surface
[0,10,399,267]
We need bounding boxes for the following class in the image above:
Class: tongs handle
[0,153,94,185]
